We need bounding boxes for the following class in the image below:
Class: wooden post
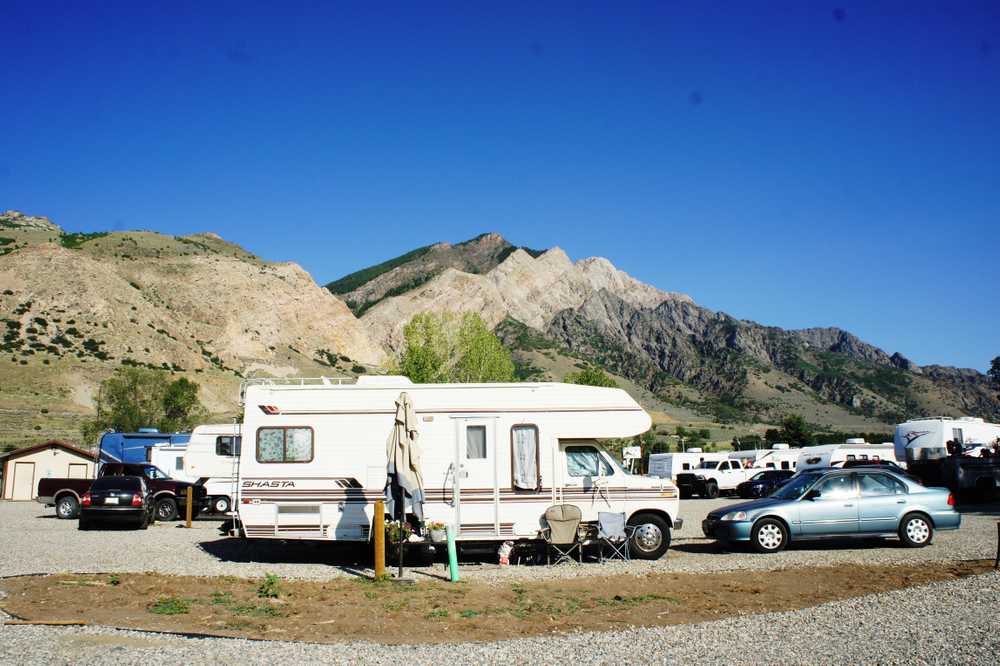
[995,522,999,570]
[185,486,193,528]
[374,499,385,578]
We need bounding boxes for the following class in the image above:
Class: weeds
[108,574,120,587]
[231,603,282,618]
[425,609,448,619]
[257,573,282,598]
[211,591,234,606]
[148,596,191,615]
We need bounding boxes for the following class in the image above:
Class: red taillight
[947,493,955,506]
[81,493,92,506]
[131,494,143,507]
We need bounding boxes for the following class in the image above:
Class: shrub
[148,596,191,615]
[257,573,282,598]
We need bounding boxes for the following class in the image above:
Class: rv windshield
[771,472,824,500]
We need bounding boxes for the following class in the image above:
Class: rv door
[453,418,499,539]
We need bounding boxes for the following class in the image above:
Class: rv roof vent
[138,427,159,433]
[845,438,867,445]
[958,417,984,423]
[772,443,789,450]
[355,375,414,387]
[687,447,703,453]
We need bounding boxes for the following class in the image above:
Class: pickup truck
[37,463,207,522]
[676,459,757,498]
[907,455,1000,500]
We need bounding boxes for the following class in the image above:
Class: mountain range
[2,210,997,446]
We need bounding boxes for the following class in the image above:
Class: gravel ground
[2,569,998,664]
[1,500,996,583]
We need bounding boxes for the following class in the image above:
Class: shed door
[12,462,35,500]
[68,463,88,479]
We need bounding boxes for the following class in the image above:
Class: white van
[184,423,242,514]
[236,376,682,559]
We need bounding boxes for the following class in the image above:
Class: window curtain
[466,426,487,459]
[512,426,539,490]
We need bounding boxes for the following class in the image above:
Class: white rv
[648,449,727,480]
[236,376,682,559]
[747,444,800,471]
[796,439,898,471]
[894,417,1000,463]
[184,423,242,514]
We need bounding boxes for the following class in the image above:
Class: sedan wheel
[900,514,933,548]
[751,518,788,553]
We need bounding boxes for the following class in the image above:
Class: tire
[679,489,692,500]
[627,513,672,560]
[899,513,933,548]
[212,496,230,514]
[155,497,178,522]
[703,481,720,499]
[56,494,80,519]
[751,518,788,553]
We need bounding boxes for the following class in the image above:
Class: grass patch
[257,573,282,598]
[148,596,191,615]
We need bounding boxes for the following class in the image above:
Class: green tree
[398,312,515,384]
[565,365,617,388]
[764,428,781,444]
[81,368,208,445]
[731,434,764,450]
[989,356,1000,389]
[779,414,814,447]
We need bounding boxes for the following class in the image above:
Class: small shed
[0,441,96,501]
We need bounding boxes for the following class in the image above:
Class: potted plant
[427,521,447,542]
[386,520,413,544]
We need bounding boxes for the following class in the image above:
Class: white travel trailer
[894,417,1000,463]
[184,423,242,514]
[796,439,898,471]
[748,444,801,471]
[648,450,727,480]
[147,444,194,482]
[236,376,682,559]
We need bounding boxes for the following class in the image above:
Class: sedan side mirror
[804,489,821,501]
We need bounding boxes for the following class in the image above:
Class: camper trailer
[148,444,193,482]
[648,450,727,480]
[748,444,800,471]
[795,440,898,471]
[184,423,242,514]
[894,417,1000,463]
[236,376,682,560]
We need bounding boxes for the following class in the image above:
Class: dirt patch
[1,561,992,645]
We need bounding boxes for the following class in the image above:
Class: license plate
[104,497,119,504]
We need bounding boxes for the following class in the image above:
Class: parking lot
[1,499,999,664]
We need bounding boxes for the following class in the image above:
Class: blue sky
[2,1,997,370]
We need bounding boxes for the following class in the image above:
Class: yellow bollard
[185,486,193,528]
[374,499,385,578]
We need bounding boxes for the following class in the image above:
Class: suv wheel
[751,518,788,553]
[155,498,178,522]
[899,514,933,548]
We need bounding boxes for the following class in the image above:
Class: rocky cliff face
[333,232,999,425]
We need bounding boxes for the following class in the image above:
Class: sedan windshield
[771,472,825,500]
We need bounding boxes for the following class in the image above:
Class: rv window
[466,426,487,459]
[780,461,790,470]
[256,427,313,463]
[566,446,613,477]
[174,456,183,471]
[952,428,964,444]
[511,425,540,491]
[846,455,856,461]
[682,463,690,470]
[216,436,242,457]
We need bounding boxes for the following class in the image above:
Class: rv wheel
[56,495,80,519]
[627,513,671,560]
[213,497,230,514]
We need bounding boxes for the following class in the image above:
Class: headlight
[721,511,748,521]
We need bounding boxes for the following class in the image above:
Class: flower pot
[430,529,447,543]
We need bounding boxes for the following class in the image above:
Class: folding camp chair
[542,504,583,564]
[598,511,632,563]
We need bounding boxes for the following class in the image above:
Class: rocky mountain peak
[1,210,62,233]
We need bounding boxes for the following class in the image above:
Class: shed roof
[0,440,96,462]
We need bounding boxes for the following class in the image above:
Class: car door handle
[843,504,854,507]
[896,500,906,504]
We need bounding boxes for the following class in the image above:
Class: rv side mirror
[804,489,821,501]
